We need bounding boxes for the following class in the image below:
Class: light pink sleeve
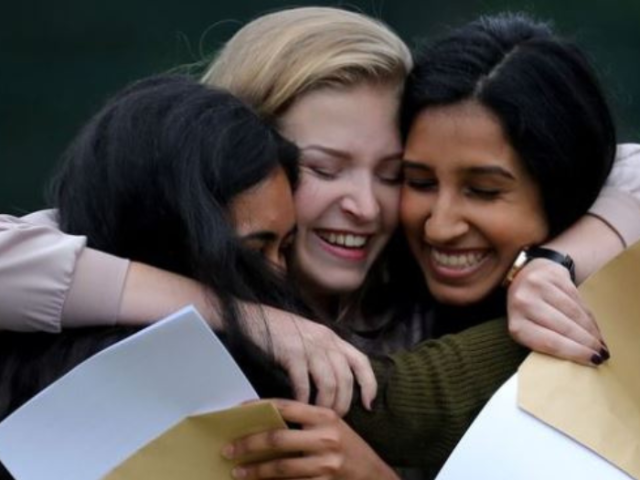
[589,143,640,247]
[0,210,129,332]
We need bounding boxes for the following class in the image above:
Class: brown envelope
[103,401,288,479]
[519,240,640,479]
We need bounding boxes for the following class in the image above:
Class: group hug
[0,6,639,480]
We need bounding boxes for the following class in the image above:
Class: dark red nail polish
[600,347,610,362]
[591,353,603,366]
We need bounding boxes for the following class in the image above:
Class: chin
[316,274,365,296]
[428,284,489,307]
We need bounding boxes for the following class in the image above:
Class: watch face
[503,250,529,286]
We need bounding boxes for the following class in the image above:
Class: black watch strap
[526,246,577,283]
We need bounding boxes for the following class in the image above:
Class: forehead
[278,83,402,159]
[230,167,296,234]
[404,101,523,174]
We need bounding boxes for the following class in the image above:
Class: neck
[290,268,346,322]
[431,288,508,337]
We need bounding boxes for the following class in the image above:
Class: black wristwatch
[503,246,576,287]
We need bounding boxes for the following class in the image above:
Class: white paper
[436,374,632,480]
[0,306,258,480]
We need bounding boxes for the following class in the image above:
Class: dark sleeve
[346,317,528,473]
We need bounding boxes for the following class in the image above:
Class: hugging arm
[507,144,640,364]
[0,211,375,413]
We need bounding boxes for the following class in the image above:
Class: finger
[270,399,341,427]
[509,279,603,351]
[536,289,604,349]
[225,429,326,459]
[511,300,602,354]
[339,340,377,410]
[513,321,605,366]
[233,454,338,479]
[546,280,603,341]
[325,349,353,417]
[308,350,337,410]
[285,360,311,404]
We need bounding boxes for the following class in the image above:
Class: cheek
[400,190,429,237]
[377,186,401,229]
[484,206,549,255]
[293,176,325,228]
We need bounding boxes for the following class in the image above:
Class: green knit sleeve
[345,317,528,474]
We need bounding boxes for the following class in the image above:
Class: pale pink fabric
[0,210,129,332]
[589,144,640,247]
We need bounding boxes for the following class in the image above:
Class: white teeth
[432,250,485,269]
[318,231,368,249]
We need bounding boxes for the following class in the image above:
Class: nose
[340,175,380,222]
[423,194,468,244]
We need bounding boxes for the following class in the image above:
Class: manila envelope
[104,401,287,480]
[519,240,640,479]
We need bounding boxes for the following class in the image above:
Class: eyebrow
[403,160,516,181]
[302,145,403,162]
[240,231,278,243]
[240,225,297,243]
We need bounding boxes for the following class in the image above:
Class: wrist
[503,246,576,287]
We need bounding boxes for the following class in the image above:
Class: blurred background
[2,0,638,213]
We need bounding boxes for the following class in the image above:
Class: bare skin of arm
[118,262,376,415]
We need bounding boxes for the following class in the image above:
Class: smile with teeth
[431,249,487,269]
[316,230,370,249]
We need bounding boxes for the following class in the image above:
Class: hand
[240,303,377,416]
[507,258,609,366]
[222,399,399,480]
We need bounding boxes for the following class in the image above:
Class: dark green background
[2,0,638,214]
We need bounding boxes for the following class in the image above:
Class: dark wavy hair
[402,12,616,236]
[37,75,314,422]
[49,74,305,325]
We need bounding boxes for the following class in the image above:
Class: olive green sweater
[346,318,528,478]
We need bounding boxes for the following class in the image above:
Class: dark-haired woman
[224,12,632,480]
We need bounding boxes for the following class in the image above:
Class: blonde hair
[201,7,412,119]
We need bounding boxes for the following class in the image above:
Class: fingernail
[591,353,603,366]
[600,347,611,362]
[232,467,246,478]
[221,444,235,459]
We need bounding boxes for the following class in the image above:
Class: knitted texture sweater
[346,318,528,478]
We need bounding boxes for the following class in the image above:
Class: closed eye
[404,177,437,191]
[306,165,338,180]
[466,187,501,199]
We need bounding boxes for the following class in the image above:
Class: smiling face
[279,83,402,300]
[230,167,297,271]
[401,101,549,306]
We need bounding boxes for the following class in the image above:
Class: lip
[425,247,491,282]
[313,229,373,262]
